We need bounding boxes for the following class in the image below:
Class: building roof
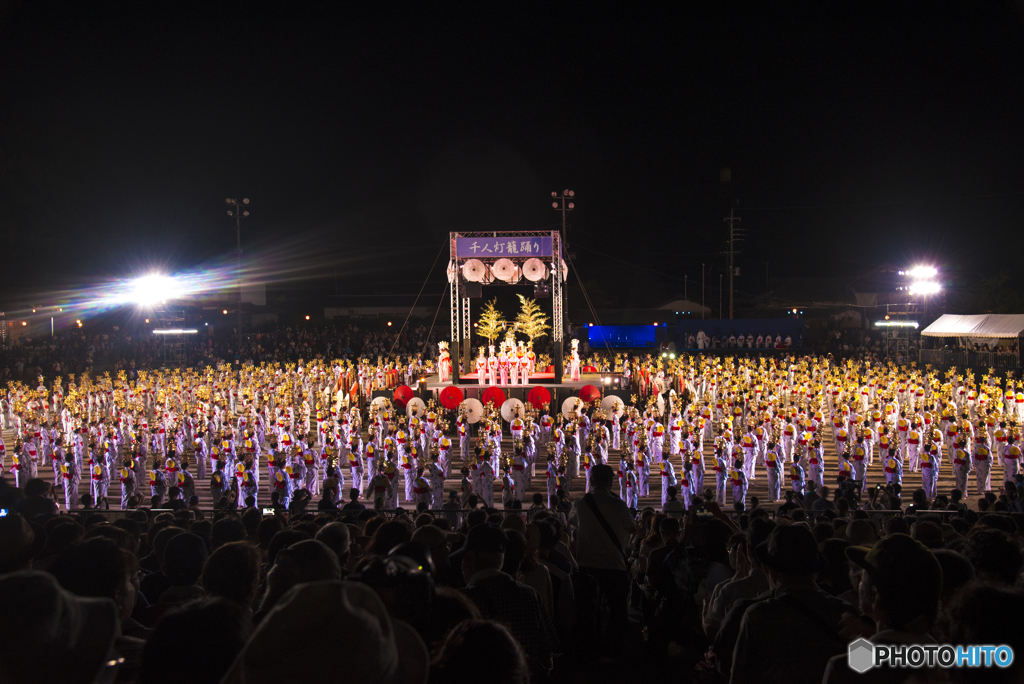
[921,314,1024,339]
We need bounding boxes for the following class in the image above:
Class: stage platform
[423,372,620,394]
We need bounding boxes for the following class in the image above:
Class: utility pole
[226,198,250,365]
[724,208,742,319]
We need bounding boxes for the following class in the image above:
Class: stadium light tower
[551,190,575,345]
[551,190,574,246]
[904,265,941,299]
[226,198,250,363]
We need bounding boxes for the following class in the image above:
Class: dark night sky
[1,2,1023,311]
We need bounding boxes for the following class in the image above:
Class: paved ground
[11,422,988,514]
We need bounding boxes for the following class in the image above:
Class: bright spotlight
[120,274,181,306]
[907,266,937,278]
[909,281,941,296]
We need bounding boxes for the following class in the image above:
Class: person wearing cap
[460,524,559,681]
[411,524,460,585]
[728,524,855,684]
[822,533,943,683]
[0,571,121,684]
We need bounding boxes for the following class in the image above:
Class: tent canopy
[920,314,1024,339]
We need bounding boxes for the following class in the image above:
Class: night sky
[2,2,1023,312]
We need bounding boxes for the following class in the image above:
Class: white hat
[221,580,428,684]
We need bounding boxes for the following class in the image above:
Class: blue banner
[456,237,553,258]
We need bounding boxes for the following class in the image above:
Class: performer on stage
[487,346,498,386]
[476,347,488,386]
[569,339,581,382]
[498,342,509,386]
[438,341,452,383]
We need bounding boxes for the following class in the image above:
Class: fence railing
[919,349,1020,370]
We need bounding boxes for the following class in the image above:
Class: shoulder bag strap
[583,493,628,563]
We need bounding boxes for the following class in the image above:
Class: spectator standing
[569,463,637,651]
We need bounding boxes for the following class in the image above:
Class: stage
[423,372,629,396]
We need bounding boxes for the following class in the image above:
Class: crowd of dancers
[1,347,1022,513]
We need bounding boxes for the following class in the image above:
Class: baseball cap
[754,524,824,574]
[410,525,460,550]
[846,533,942,595]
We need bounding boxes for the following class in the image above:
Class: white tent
[920,314,1024,339]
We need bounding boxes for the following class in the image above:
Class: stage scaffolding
[449,231,564,384]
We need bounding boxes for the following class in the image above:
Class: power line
[387,241,446,358]
[738,189,1024,212]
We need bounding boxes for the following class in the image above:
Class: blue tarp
[588,325,657,348]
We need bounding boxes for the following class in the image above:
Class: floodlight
[908,281,941,296]
[126,275,180,306]
[907,266,937,278]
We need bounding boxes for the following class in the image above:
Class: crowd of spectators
[0,322,445,380]
[3,464,1024,684]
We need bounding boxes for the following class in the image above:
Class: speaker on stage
[464,282,483,298]
[603,388,631,403]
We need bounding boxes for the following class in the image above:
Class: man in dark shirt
[166,487,187,512]
[729,524,855,684]
[811,485,836,512]
[460,524,559,682]
[14,478,58,519]
[777,490,800,515]
[645,515,681,576]
[341,488,366,511]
